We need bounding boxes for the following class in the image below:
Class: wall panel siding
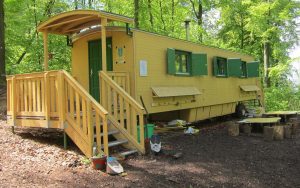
[133,30,260,115]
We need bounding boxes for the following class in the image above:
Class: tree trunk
[264,41,271,87]
[147,0,154,28]
[134,0,139,28]
[88,0,92,8]
[74,0,78,9]
[171,0,175,32]
[159,0,166,32]
[190,0,203,42]
[0,0,5,80]
[240,13,244,49]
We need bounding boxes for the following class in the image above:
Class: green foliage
[3,0,300,111]
[5,0,71,75]
[265,86,300,111]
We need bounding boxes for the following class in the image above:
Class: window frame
[240,61,247,78]
[214,56,228,77]
[174,50,192,75]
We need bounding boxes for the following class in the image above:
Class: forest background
[0,0,299,111]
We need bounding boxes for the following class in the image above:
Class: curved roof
[37,10,134,35]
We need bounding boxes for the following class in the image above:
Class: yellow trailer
[6,10,262,157]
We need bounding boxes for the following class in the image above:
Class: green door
[88,38,113,102]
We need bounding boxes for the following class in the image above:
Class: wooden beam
[41,15,95,30]
[43,32,49,71]
[101,18,107,72]
[61,20,100,34]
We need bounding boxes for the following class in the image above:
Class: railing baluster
[24,79,28,112]
[102,115,109,156]
[58,72,65,128]
[75,92,81,128]
[139,113,145,147]
[87,100,94,157]
[125,102,131,132]
[28,79,32,112]
[11,76,16,126]
[107,85,112,114]
[37,79,41,112]
[131,108,137,140]
[82,99,87,134]
[44,73,50,127]
[32,79,36,112]
[119,96,124,128]
[113,90,118,120]
[95,113,101,154]
[69,84,74,120]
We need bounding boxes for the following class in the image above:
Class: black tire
[235,103,247,118]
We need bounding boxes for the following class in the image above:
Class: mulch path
[0,118,299,187]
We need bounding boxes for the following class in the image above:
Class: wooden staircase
[6,70,145,158]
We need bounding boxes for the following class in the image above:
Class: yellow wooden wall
[133,30,261,121]
[71,28,135,95]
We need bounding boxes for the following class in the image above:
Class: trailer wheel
[236,103,247,118]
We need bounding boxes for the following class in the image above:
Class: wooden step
[119,149,138,157]
[102,139,128,149]
[93,130,119,138]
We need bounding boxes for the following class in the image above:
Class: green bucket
[137,124,154,143]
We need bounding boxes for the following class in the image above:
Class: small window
[241,61,247,77]
[213,57,227,76]
[175,50,191,74]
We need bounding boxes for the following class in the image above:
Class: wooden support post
[101,18,107,72]
[11,76,16,129]
[63,131,68,149]
[44,72,50,127]
[103,115,109,156]
[87,100,94,157]
[58,71,65,128]
[139,113,145,151]
[43,32,49,71]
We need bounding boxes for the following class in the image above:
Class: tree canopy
[1,0,300,110]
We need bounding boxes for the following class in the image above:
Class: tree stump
[242,124,251,135]
[264,126,274,141]
[289,117,299,135]
[227,123,239,136]
[284,125,292,139]
[273,126,284,140]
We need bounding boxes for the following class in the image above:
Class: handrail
[106,71,130,93]
[6,70,109,157]
[100,71,144,113]
[62,70,109,157]
[99,71,145,154]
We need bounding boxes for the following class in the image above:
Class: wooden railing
[62,70,109,157]
[99,71,145,153]
[7,71,109,157]
[106,71,130,94]
[7,71,60,127]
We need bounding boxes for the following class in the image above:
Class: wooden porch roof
[37,10,134,35]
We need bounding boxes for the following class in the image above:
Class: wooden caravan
[6,10,262,157]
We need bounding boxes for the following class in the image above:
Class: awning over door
[240,85,260,92]
[152,87,202,97]
[37,10,134,35]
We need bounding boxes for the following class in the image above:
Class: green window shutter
[191,53,208,76]
[213,56,218,76]
[167,48,176,74]
[227,58,242,77]
[247,61,260,77]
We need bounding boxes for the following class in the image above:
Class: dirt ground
[0,118,299,188]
